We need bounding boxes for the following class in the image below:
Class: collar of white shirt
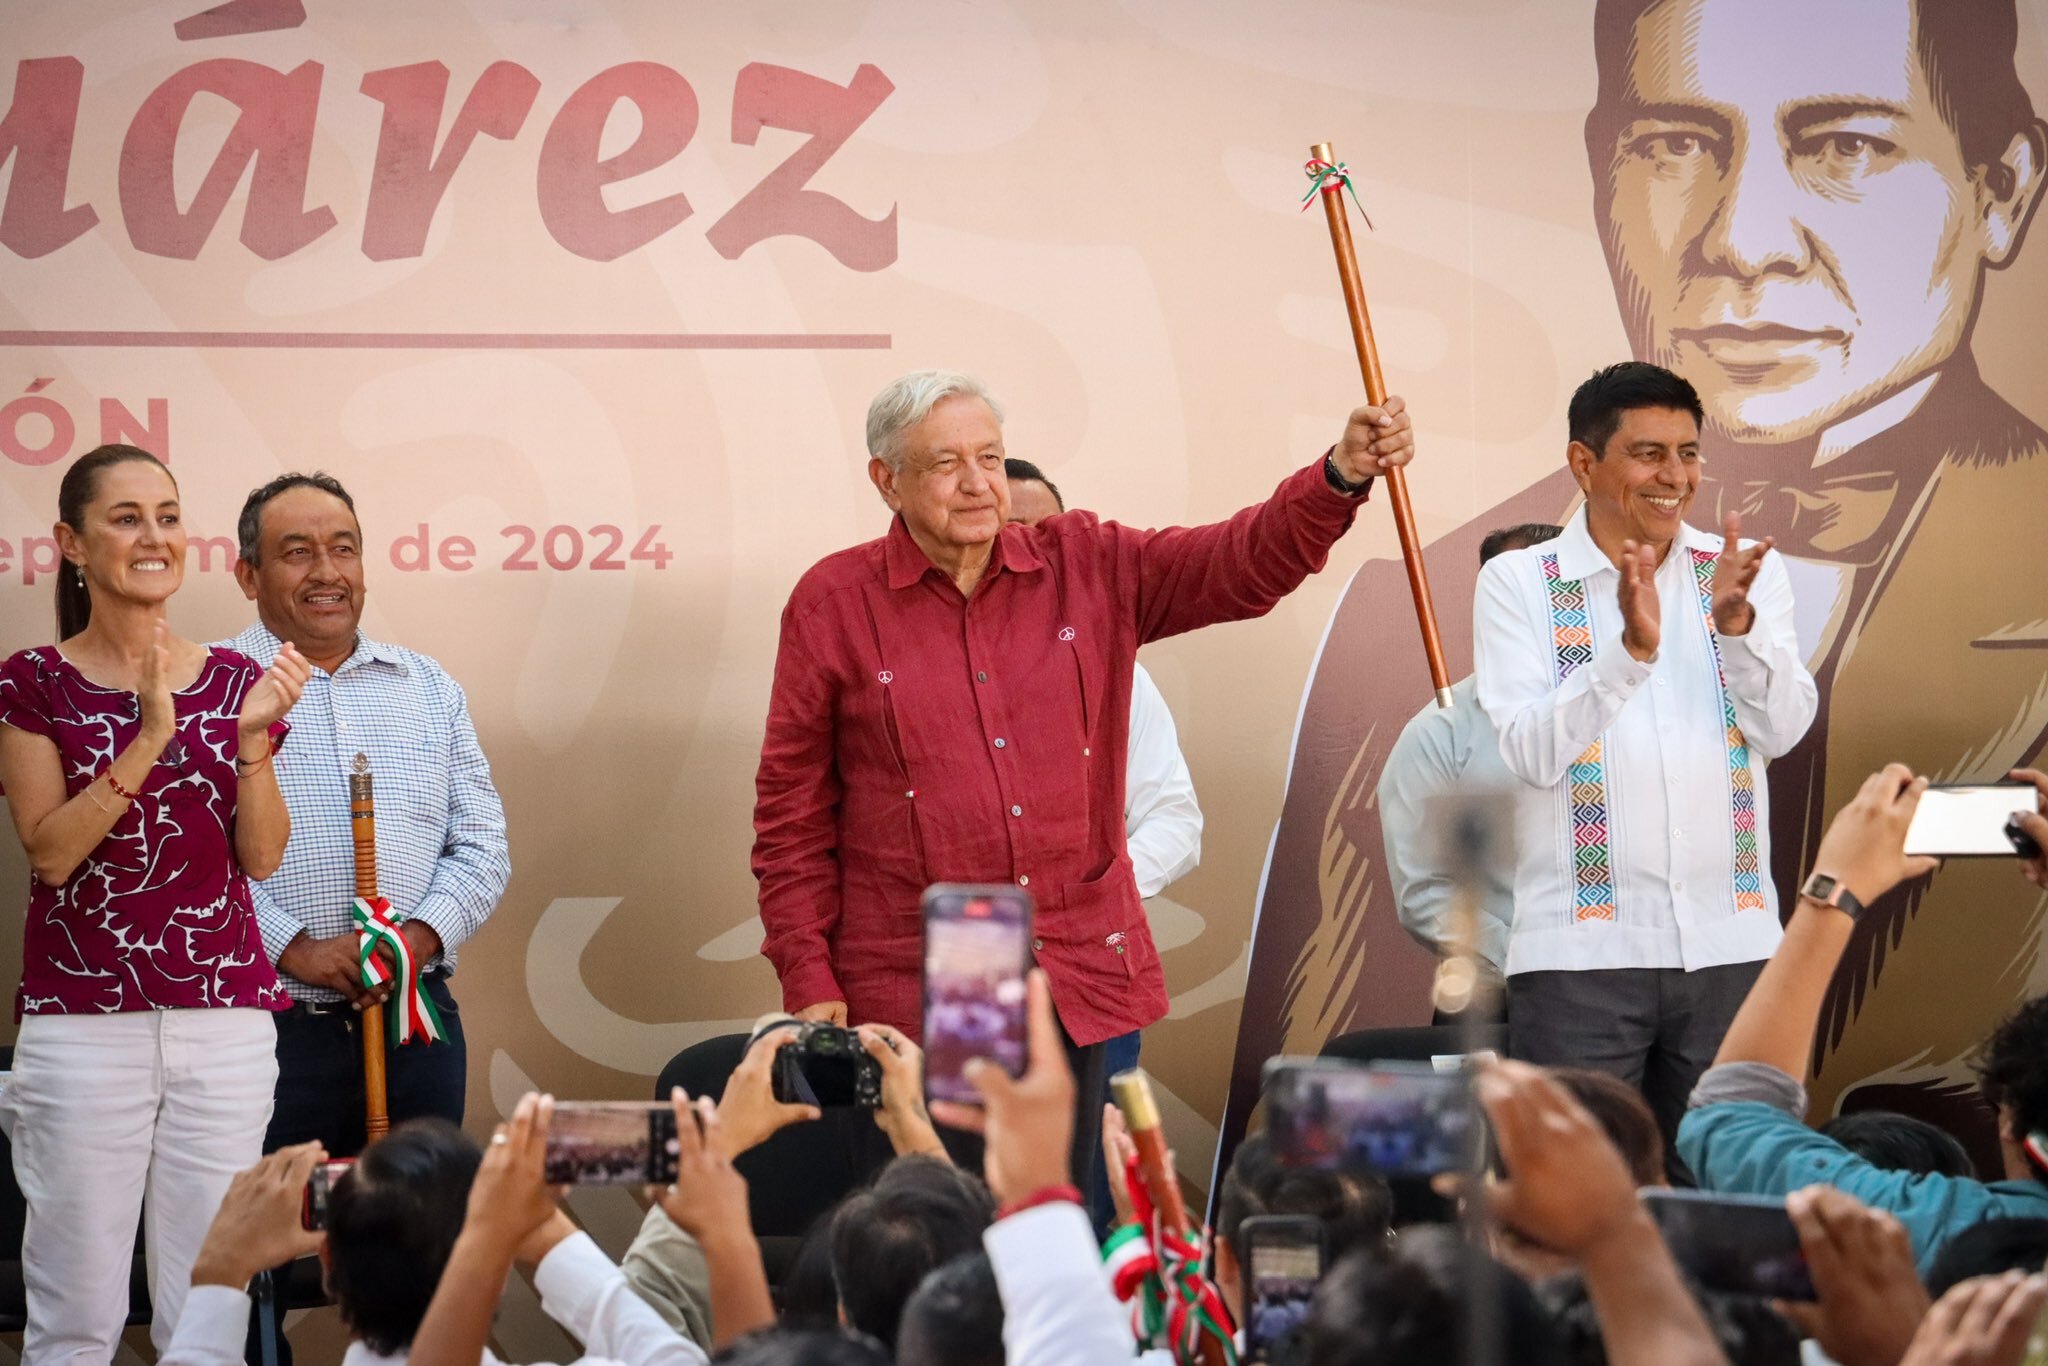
[231,622,413,677]
[1550,505,1724,583]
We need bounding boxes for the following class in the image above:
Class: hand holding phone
[300,1158,355,1232]
[543,1101,681,1185]
[921,884,1033,1107]
[1643,1190,1816,1301]
[1240,1215,1324,1364]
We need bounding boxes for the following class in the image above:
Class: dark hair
[1977,993,2048,1151]
[895,1252,1003,1366]
[1567,362,1703,458]
[1927,1219,2048,1297]
[827,1155,995,1349]
[1215,1132,1393,1263]
[779,1211,845,1330]
[1479,522,1564,567]
[1541,1271,1801,1366]
[237,470,358,564]
[1589,0,2041,188]
[54,444,175,639]
[1002,457,1064,512]
[712,1328,893,1366]
[325,1119,482,1355]
[1549,1068,1665,1187]
[1819,1110,1978,1180]
[1300,1226,1565,1366]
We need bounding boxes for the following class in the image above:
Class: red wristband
[104,769,142,802]
[996,1184,1082,1221]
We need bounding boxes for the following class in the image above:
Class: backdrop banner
[3,0,2047,1355]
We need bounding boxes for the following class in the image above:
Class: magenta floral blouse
[0,646,289,1016]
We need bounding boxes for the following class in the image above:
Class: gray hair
[865,370,1005,471]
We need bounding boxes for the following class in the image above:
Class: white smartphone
[1903,783,2042,858]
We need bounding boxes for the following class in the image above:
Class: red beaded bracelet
[104,770,142,802]
[995,1184,1082,1221]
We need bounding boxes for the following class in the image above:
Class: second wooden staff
[350,754,390,1141]
[1308,139,1454,709]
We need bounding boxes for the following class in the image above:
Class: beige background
[2,1,2047,1357]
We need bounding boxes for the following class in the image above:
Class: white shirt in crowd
[157,1232,708,1366]
[1377,675,1516,975]
[1125,662,1202,899]
[987,1202,1142,1366]
[1474,508,1816,976]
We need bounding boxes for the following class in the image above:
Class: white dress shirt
[1474,509,1816,975]
[1125,663,1202,899]
[1377,675,1515,974]
[158,1232,708,1366]
[986,1202,1137,1366]
[221,624,511,1002]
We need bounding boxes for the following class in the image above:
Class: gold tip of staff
[1109,1069,1161,1130]
[1310,141,1334,161]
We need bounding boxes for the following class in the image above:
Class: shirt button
[1032,938,1044,952]
[977,671,988,683]
[1018,875,1030,887]
[1010,805,1023,817]
[1671,827,1683,838]
[993,738,1006,749]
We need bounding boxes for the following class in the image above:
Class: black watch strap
[1323,449,1374,497]
[1799,872,1864,921]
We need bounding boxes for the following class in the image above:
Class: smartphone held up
[542,1102,681,1186]
[921,883,1034,1107]
[1263,1057,1481,1177]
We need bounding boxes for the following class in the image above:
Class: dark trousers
[247,975,465,1364]
[1506,961,1762,1180]
[1089,1030,1142,1228]
[264,973,467,1154]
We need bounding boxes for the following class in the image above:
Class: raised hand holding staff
[1308,141,1450,707]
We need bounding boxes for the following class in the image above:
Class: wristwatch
[1799,872,1865,921]
[1322,449,1374,497]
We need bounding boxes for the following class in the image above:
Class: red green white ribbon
[1301,156,1374,229]
[352,895,447,1046]
[1102,1153,1238,1365]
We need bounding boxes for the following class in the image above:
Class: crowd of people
[3,358,2048,1366]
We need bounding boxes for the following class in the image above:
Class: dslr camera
[752,1015,882,1109]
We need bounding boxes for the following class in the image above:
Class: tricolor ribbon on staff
[1102,1152,1238,1366]
[1300,157,1373,228]
[351,895,447,1046]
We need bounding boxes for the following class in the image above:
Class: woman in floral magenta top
[0,445,310,1361]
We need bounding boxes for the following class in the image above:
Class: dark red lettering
[0,58,98,258]
[359,61,539,260]
[536,63,697,262]
[707,63,896,271]
[119,58,335,260]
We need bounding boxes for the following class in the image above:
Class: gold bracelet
[83,780,115,814]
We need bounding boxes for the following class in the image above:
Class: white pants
[0,1008,277,1363]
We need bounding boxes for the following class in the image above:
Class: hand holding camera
[858,1022,948,1159]
[716,1024,825,1158]
[190,1142,328,1289]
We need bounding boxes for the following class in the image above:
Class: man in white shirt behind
[1004,457,1203,1086]
[1379,521,1561,1024]
[1473,362,1816,1158]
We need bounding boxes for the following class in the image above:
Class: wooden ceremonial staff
[350,754,390,1141]
[1309,140,1454,708]
[1110,1070,1231,1366]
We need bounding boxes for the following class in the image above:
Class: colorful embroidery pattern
[1538,549,1764,925]
[1690,550,1767,912]
[1541,554,1616,922]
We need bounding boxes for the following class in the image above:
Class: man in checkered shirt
[222,472,510,1157]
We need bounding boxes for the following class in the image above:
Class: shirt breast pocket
[380,740,452,831]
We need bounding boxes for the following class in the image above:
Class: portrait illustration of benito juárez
[1234,0,2048,1159]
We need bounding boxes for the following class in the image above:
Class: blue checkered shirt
[220,624,511,1003]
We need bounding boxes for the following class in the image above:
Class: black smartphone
[1262,1057,1480,1176]
[301,1158,354,1232]
[1904,782,2044,858]
[542,1101,681,1185]
[921,883,1034,1107]
[1643,1189,1815,1301]
[1240,1214,1324,1365]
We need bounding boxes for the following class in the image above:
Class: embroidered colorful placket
[1541,553,1617,922]
[1538,549,1761,924]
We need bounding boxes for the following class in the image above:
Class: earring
[73,565,83,585]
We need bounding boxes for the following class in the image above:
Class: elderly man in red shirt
[753,370,1414,1169]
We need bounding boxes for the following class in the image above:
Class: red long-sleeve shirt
[752,458,1367,1046]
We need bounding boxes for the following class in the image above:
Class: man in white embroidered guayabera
[1473,362,1817,1167]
